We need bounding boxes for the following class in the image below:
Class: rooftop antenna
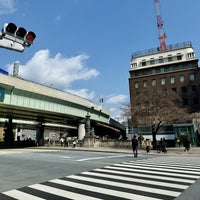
[154,0,167,51]
[13,61,19,77]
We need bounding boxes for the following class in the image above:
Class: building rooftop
[131,41,192,59]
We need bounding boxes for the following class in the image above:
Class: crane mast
[154,0,167,51]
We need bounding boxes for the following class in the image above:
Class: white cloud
[103,94,128,120]
[6,49,127,120]
[66,88,95,100]
[0,0,16,15]
[106,94,128,104]
[7,49,99,93]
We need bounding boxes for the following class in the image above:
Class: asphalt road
[0,148,200,200]
[0,148,136,192]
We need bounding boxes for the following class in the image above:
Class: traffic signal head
[16,27,27,38]
[1,22,36,48]
[24,31,36,47]
[3,23,17,35]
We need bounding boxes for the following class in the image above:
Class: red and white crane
[154,0,167,51]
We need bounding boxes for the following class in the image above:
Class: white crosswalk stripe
[1,156,200,200]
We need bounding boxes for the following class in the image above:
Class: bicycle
[156,145,167,154]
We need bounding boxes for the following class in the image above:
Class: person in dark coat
[183,138,191,152]
[132,135,138,158]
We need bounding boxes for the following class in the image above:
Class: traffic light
[24,31,36,47]
[0,22,36,52]
[3,23,17,35]
[16,27,27,38]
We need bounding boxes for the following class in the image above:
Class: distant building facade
[129,41,200,146]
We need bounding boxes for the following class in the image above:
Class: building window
[143,80,147,87]
[169,66,174,71]
[177,55,182,60]
[183,98,188,106]
[131,63,137,68]
[142,70,147,75]
[134,82,139,89]
[172,88,177,94]
[188,63,193,69]
[161,78,166,85]
[142,61,146,66]
[191,85,197,92]
[181,86,187,93]
[168,57,173,62]
[152,79,156,86]
[178,64,183,70]
[180,75,185,83]
[190,74,195,81]
[134,71,139,77]
[160,67,165,73]
[193,98,199,105]
[135,92,140,98]
[170,76,175,84]
[162,89,167,96]
[151,69,156,74]
[159,58,164,63]
[187,52,195,58]
[150,60,155,65]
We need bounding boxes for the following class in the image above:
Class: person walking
[145,139,151,153]
[132,135,138,158]
[183,138,191,152]
[64,138,69,148]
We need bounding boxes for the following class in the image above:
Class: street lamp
[0,22,36,52]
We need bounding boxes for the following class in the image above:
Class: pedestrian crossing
[1,156,200,200]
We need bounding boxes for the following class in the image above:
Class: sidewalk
[33,145,200,156]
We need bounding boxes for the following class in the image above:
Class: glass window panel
[180,75,185,83]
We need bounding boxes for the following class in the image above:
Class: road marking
[66,175,181,197]
[29,183,103,200]
[105,165,199,179]
[76,154,131,161]
[81,171,188,189]
[3,189,45,200]
[94,168,195,183]
[1,156,200,200]
[49,178,161,200]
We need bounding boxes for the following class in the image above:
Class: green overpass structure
[0,73,125,144]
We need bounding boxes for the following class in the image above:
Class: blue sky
[0,0,200,120]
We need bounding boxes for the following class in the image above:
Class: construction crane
[154,0,167,51]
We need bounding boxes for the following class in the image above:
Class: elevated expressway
[0,73,125,141]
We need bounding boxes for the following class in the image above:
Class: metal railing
[131,41,192,59]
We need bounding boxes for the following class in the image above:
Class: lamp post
[85,112,91,135]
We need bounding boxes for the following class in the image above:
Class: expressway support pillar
[36,124,44,146]
[78,120,85,140]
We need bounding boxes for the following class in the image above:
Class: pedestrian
[145,139,150,153]
[183,138,191,152]
[60,137,64,146]
[131,135,138,158]
[73,139,76,148]
[48,137,51,147]
[64,138,69,148]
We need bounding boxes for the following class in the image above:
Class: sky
[0,0,200,120]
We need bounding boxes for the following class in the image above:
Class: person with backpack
[132,135,138,158]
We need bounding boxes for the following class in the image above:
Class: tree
[122,87,192,149]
